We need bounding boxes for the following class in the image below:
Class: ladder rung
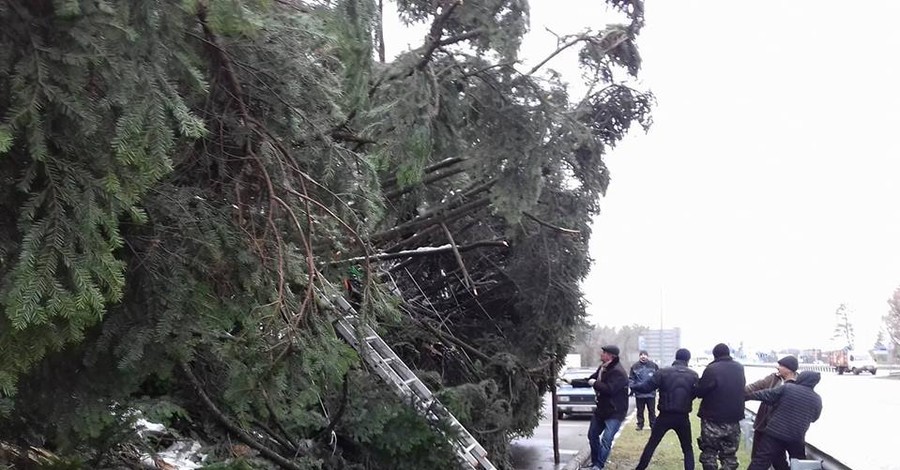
[322,281,495,470]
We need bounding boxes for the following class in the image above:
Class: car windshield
[561,369,594,382]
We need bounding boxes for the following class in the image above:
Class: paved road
[510,393,636,470]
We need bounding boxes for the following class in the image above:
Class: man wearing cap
[629,350,659,431]
[743,355,799,470]
[569,345,629,470]
[631,348,700,470]
[745,371,823,470]
[694,343,746,470]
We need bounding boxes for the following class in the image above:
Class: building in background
[638,328,681,364]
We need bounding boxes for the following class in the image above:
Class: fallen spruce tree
[0,0,651,467]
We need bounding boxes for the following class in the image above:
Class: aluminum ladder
[327,292,497,470]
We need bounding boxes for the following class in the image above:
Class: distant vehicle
[848,351,877,375]
[555,367,596,419]
[828,349,877,375]
[692,355,710,367]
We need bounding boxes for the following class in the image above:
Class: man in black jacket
[694,343,745,470]
[629,350,659,431]
[745,371,822,470]
[568,345,629,470]
[744,355,799,469]
[632,348,699,470]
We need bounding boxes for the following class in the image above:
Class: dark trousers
[635,396,656,428]
[751,430,790,470]
[635,412,694,470]
[747,432,806,470]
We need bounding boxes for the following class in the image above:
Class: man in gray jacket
[745,371,823,470]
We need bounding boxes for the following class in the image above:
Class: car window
[561,368,594,381]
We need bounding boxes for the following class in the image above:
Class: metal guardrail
[743,362,900,374]
[805,442,852,470]
[743,408,850,470]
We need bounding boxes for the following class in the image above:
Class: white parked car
[555,367,597,419]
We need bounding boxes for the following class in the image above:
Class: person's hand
[588,378,596,386]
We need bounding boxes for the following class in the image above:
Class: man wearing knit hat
[631,348,700,470]
[745,371,822,470]
[744,355,799,470]
[694,343,746,470]
[568,345,629,470]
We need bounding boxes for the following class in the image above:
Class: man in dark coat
[694,343,746,470]
[632,348,699,470]
[745,371,823,470]
[629,350,659,431]
[568,345,629,470]
[744,355,799,469]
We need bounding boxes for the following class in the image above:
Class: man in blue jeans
[567,345,629,469]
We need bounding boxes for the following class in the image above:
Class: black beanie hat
[777,355,799,372]
[712,343,730,358]
[675,348,691,362]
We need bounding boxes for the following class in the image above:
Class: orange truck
[827,348,877,375]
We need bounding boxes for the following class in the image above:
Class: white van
[847,351,877,375]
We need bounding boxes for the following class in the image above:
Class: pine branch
[196,6,249,121]
[180,361,305,470]
[440,222,476,294]
[274,0,313,14]
[523,212,580,235]
[370,196,490,244]
[381,156,466,189]
[403,305,492,364]
[436,29,485,47]
[414,0,463,73]
[381,181,497,252]
[383,167,466,200]
[331,130,376,144]
[262,391,304,453]
[332,240,508,264]
[522,35,586,78]
[314,372,350,442]
[520,29,630,79]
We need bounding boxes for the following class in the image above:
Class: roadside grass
[603,411,752,470]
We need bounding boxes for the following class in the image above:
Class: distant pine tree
[832,303,856,350]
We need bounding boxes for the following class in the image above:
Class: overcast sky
[533,1,900,352]
[387,2,900,352]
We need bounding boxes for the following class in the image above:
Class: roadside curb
[562,410,636,470]
[562,446,591,470]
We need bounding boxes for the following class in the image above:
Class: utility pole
[659,286,664,360]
